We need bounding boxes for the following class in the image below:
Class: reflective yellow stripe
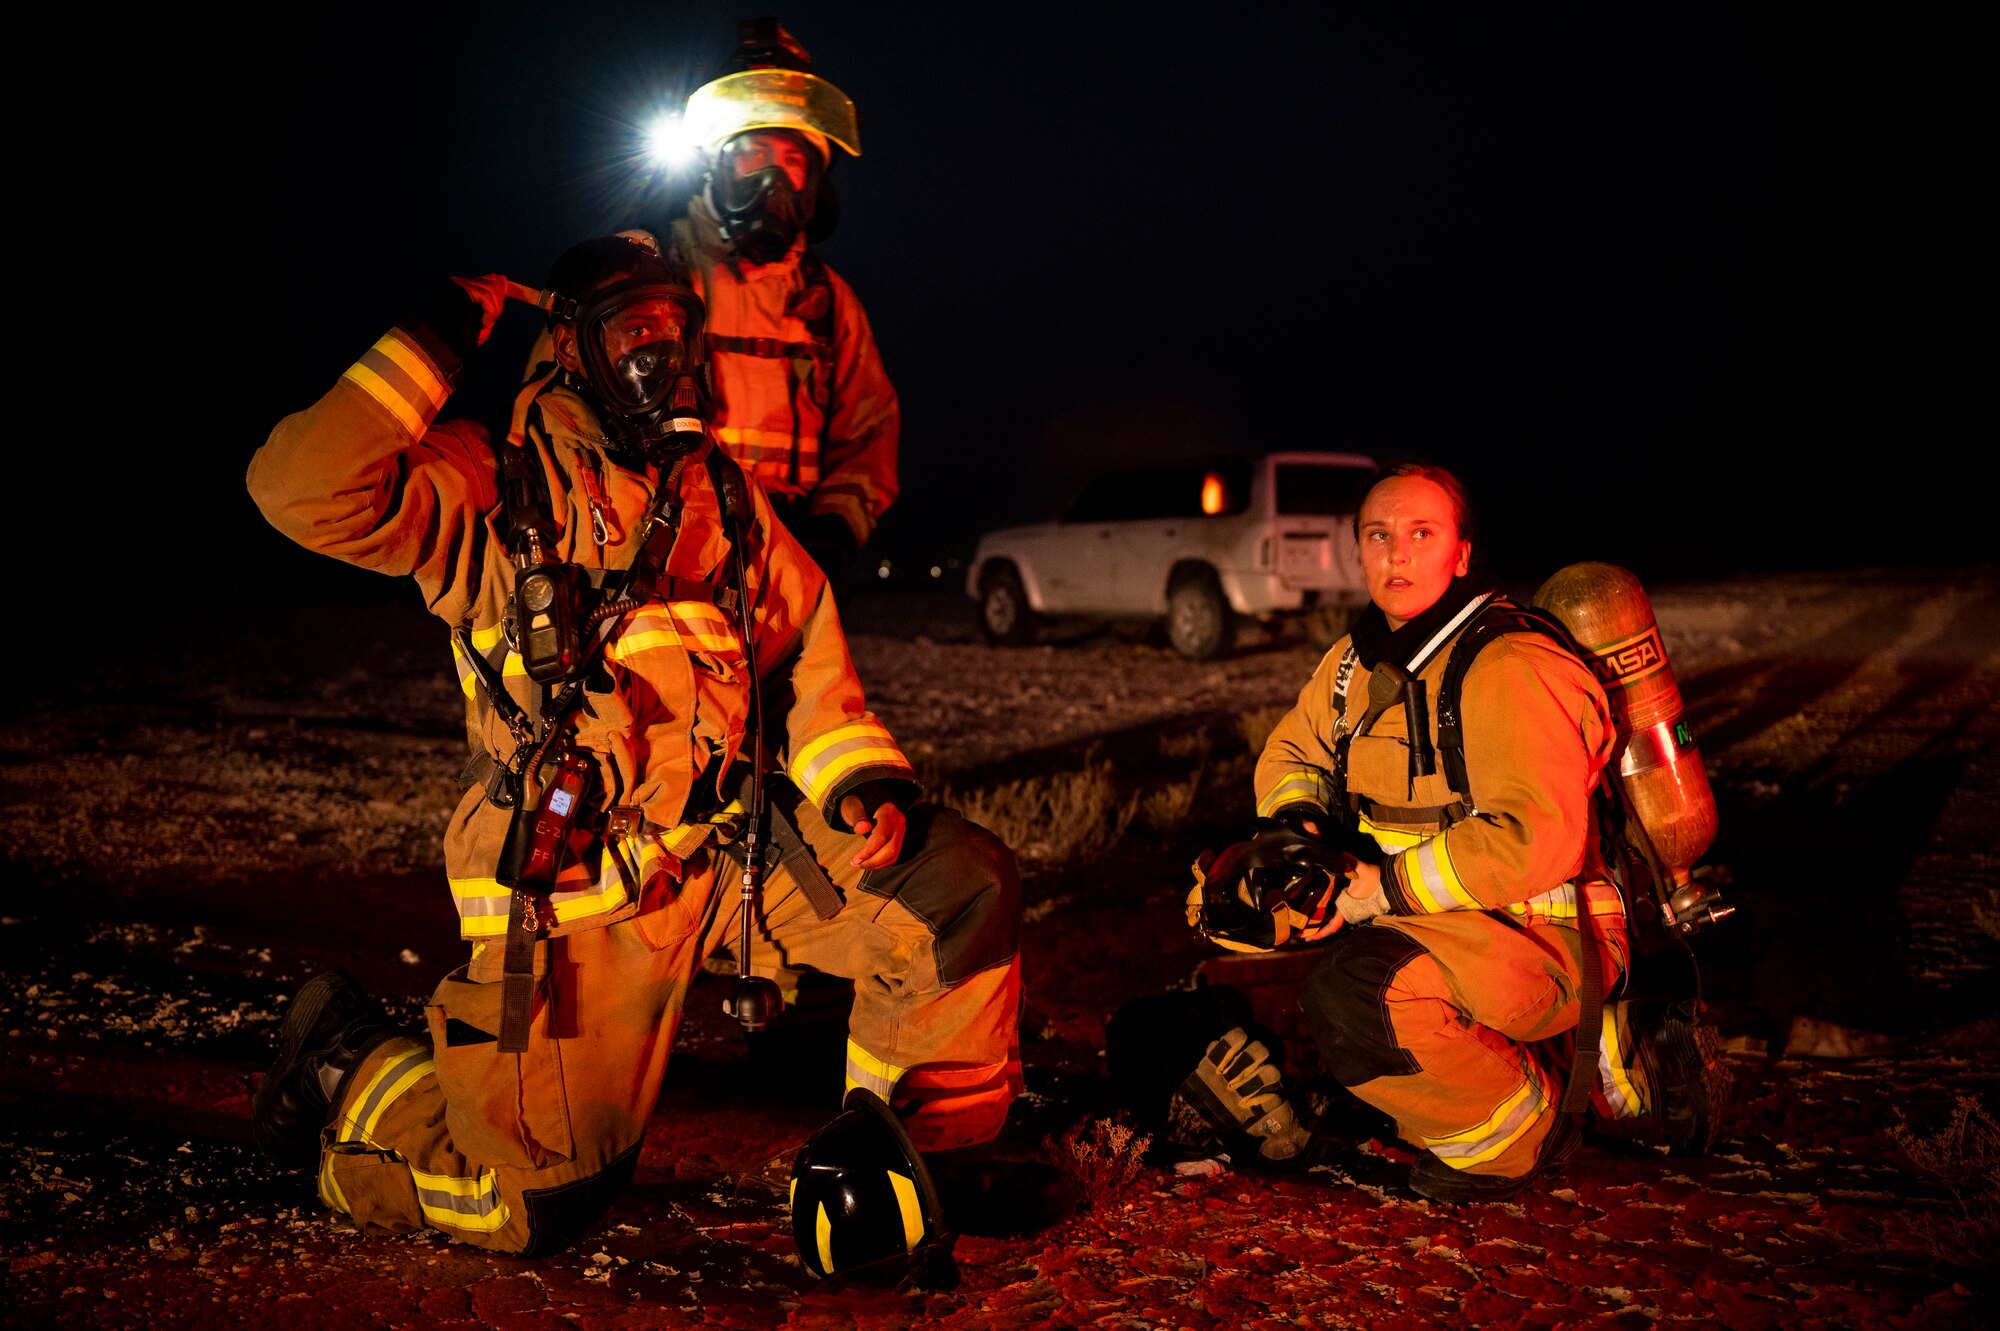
[1397,856,1447,914]
[844,1038,905,1100]
[791,720,908,806]
[410,1165,511,1234]
[661,822,714,857]
[450,637,526,699]
[808,745,904,803]
[342,361,425,436]
[449,850,639,939]
[317,1153,348,1214]
[1423,1059,1549,1168]
[448,879,515,939]
[815,1201,836,1273]
[660,799,745,858]
[1257,770,1331,818]
[330,1039,433,1149]
[716,424,821,462]
[669,601,741,654]
[606,605,681,661]
[1357,815,1424,851]
[1599,1004,1646,1118]
[1500,879,1627,922]
[374,331,449,410]
[1407,834,1480,912]
[546,876,622,924]
[888,1170,924,1250]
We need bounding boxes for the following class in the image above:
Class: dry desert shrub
[1045,1116,1153,1211]
[1143,767,1204,834]
[949,762,1140,866]
[1157,729,1212,762]
[1974,888,2000,942]
[1888,1094,2000,1272]
[1238,704,1290,758]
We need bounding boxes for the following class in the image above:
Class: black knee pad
[1301,927,1427,1087]
[516,1141,641,1258]
[862,805,1021,985]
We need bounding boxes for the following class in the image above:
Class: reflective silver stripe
[844,1054,899,1101]
[1408,592,1496,676]
[415,1184,505,1219]
[1408,837,1477,911]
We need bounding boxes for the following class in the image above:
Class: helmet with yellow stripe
[789,1087,957,1289]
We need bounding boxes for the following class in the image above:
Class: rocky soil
[3,567,1997,1328]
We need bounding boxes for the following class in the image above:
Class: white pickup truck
[966,451,1379,659]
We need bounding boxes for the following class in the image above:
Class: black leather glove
[415,277,488,366]
[797,512,858,588]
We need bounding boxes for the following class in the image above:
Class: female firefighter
[244,235,1021,1256]
[1224,463,1726,1202]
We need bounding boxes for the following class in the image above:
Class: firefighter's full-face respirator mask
[556,278,711,462]
[713,130,826,265]
[683,62,860,263]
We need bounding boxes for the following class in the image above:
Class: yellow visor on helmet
[684,68,861,158]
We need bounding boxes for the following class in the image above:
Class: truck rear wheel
[978,565,1039,646]
[1166,571,1235,661]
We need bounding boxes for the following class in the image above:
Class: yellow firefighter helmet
[683,67,861,159]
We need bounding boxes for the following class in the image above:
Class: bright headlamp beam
[644,113,701,171]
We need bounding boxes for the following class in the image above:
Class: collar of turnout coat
[1347,573,1503,671]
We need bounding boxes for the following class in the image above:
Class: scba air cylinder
[1533,562,1728,934]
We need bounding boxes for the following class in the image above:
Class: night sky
[77,2,1981,612]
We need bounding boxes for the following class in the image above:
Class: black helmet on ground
[789,1087,958,1290]
[544,233,711,462]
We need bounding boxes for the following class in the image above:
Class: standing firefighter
[245,234,1021,1257]
[671,16,898,594]
[1184,464,1728,1201]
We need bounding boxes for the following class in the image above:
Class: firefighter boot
[1635,999,1731,1156]
[252,970,400,1170]
[1407,1110,1583,1205]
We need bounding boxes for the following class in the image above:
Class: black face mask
[714,136,823,264]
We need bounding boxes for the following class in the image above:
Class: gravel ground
[3,566,1997,1327]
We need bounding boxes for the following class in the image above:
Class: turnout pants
[314,795,1022,1255]
[1302,891,1651,1179]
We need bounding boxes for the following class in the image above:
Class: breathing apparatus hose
[725,481,780,1031]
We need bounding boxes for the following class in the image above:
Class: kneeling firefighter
[246,233,1021,1258]
[1180,463,1731,1203]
